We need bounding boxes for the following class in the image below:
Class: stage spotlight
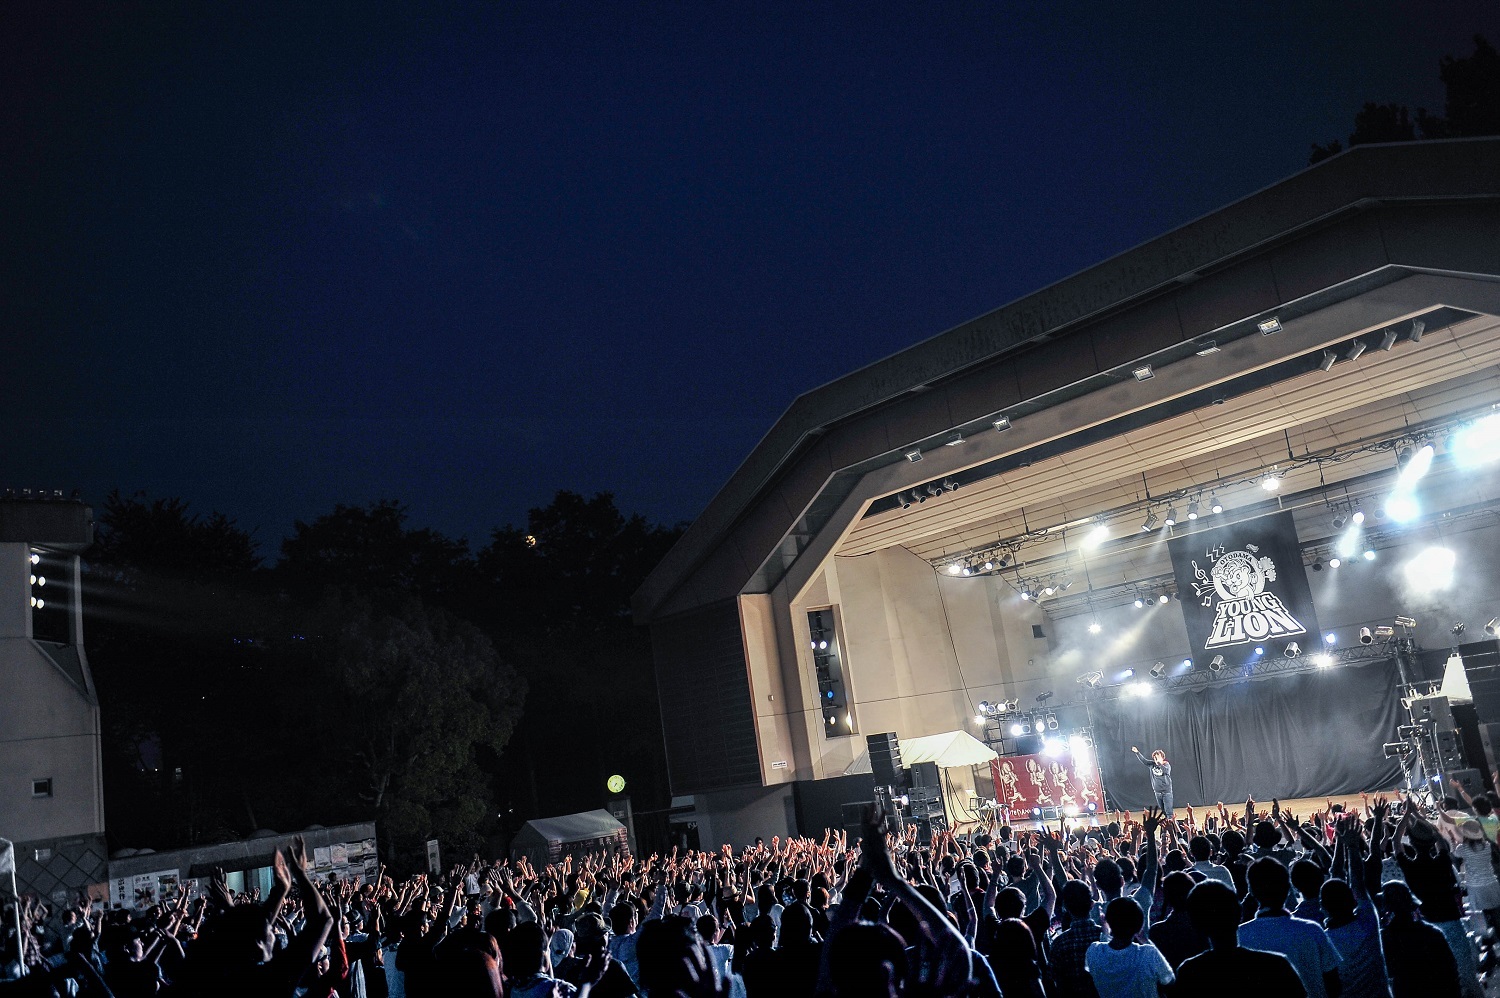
[947,564,961,575]
[1031,807,1042,817]
[1182,658,1193,668]
[961,566,972,576]
[1209,494,1222,514]
[942,478,959,492]
[1187,500,1200,520]
[1325,633,1337,645]
[1402,546,1456,591]
[1312,560,1323,572]
[30,553,40,565]
[978,700,991,713]
[1313,653,1334,668]
[1363,549,1376,561]
[1164,507,1179,526]
[926,483,943,498]
[1132,364,1154,381]
[1258,316,1282,335]
[1284,642,1301,659]
[1332,511,1347,530]
[1329,557,1341,569]
[1453,413,1500,469]
[1335,525,1360,559]
[1261,473,1282,491]
[1130,681,1154,697]
[1043,738,1065,757]
[1134,596,1145,608]
[982,561,994,572]
[1043,585,1057,596]
[993,415,1012,432]
[1010,723,1024,737]
[1158,594,1170,605]
[1020,590,1031,601]
[1409,318,1425,342]
[1319,350,1337,372]
[1079,671,1103,688]
[901,494,914,510]
[1122,669,1135,678]
[1086,801,1098,813]
[1485,618,1499,637]
[1253,646,1264,656]
[1047,713,1059,730]
[1379,328,1398,351]
[1396,443,1435,486]
[1020,720,1033,735]
[1385,492,1419,523]
[1359,627,1373,645]
[975,714,984,725]
[1209,654,1225,672]
[1395,616,1417,629]
[1141,512,1159,532]
[1084,521,1109,548]
[1346,339,1366,361]
[1150,661,1166,678]
[1088,621,1102,635]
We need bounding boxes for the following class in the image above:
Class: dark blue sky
[5,1,1495,551]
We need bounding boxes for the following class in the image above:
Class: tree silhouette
[1310,35,1499,163]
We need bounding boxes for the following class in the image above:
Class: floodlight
[1319,350,1337,372]
[1164,507,1178,526]
[1379,328,1398,351]
[1284,642,1301,659]
[1346,340,1367,361]
[993,415,1012,432]
[1133,364,1154,381]
[1150,661,1166,678]
[1209,655,1225,673]
[1484,618,1499,637]
[1359,627,1373,645]
[904,449,922,463]
[1258,317,1282,334]
[1142,512,1159,532]
[1209,495,1223,514]
[1158,594,1170,605]
[1187,500,1200,520]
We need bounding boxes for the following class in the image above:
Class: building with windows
[635,139,1500,845]
[0,498,107,901]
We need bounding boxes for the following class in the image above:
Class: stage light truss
[931,401,1500,592]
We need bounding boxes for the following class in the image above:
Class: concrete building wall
[0,520,108,900]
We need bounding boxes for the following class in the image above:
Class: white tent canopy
[843,730,998,777]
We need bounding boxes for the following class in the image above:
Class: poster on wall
[1167,510,1319,660]
[990,751,1102,814]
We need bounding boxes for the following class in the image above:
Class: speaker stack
[867,732,905,788]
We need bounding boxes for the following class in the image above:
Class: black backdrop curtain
[1090,658,1403,809]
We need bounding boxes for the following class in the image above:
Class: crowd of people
[4,786,1499,997]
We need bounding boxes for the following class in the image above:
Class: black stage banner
[1168,510,1319,660]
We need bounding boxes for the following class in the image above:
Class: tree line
[83,490,682,869]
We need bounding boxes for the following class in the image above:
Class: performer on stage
[1131,745,1174,818]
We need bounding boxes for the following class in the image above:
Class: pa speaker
[1451,768,1484,800]
[909,761,940,788]
[867,732,905,787]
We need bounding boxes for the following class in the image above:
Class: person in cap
[557,912,639,998]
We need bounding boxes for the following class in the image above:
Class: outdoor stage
[980,791,1417,833]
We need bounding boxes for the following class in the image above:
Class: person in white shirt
[1188,835,1234,889]
[1237,858,1342,998]
[1085,897,1175,998]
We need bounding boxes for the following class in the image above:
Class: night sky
[5,2,1495,551]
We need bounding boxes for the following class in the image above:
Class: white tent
[843,730,997,777]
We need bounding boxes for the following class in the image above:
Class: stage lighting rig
[1078,671,1103,688]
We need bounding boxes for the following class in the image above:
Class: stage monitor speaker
[907,785,944,819]
[841,802,873,838]
[1480,723,1500,784]
[913,814,948,846]
[1450,769,1484,800]
[1436,729,1466,769]
[909,761,940,788]
[866,732,905,787]
[1412,695,1456,732]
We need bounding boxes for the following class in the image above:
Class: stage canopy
[843,730,998,777]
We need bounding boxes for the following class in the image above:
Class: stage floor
[986,791,1414,832]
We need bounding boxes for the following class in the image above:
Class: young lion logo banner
[1167,509,1319,659]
